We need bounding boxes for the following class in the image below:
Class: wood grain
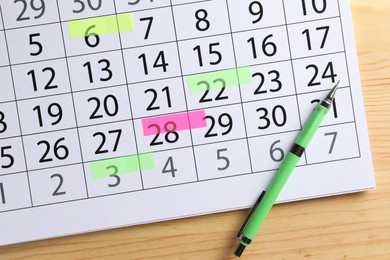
[1,1,389,259]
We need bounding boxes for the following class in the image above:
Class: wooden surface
[1,1,390,259]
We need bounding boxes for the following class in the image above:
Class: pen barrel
[241,104,329,243]
[295,104,329,148]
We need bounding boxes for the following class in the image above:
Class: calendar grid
[281,0,307,165]
[54,1,90,199]
[168,0,201,182]
[0,93,293,138]
[112,1,146,190]
[0,118,356,173]
[0,14,342,39]
[0,49,350,107]
[0,0,364,214]
[0,154,362,214]
[3,45,348,73]
[2,17,347,68]
[335,0,362,158]
[0,4,33,207]
[224,0,254,174]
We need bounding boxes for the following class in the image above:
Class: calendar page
[0,0,375,246]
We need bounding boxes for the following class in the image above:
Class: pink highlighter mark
[142,110,206,136]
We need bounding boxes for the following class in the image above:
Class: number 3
[106,165,121,188]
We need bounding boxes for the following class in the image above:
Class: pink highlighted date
[142,110,206,136]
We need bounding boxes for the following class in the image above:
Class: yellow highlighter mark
[68,13,134,38]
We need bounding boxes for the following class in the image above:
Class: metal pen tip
[326,80,340,102]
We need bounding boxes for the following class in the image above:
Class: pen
[234,81,340,257]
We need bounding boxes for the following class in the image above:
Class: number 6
[270,140,284,162]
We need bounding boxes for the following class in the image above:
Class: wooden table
[1,0,389,259]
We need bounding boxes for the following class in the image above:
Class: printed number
[252,70,282,95]
[270,140,284,162]
[162,156,177,178]
[138,51,168,75]
[140,17,153,40]
[247,34,277,59]
[306,62,337,86]
[324,132,337,154]
[33,103,63,127]
[257,105,287,130]
[0,183,5,204]
[83,59,112,83]
[84,25,100,48]
[38,138,69,163]
[106,165,120,187]
[0,112,7,134]
[193,43,222,67]
[27,67,57,92]
[1,146,14,169]
[198,79,228,103]
[302,0,327,16]
[217,148,230,171]
[145,87,172,111]
[128,0,150,5]
[73,0,102,13]
[29,33,43,56]
[149,122,179,146]
[88,95,119,119]
[249,1,263,24]
[311,98,338,118]
[14,0,45,21]
[51,174,66,196]
[302,26,329,50]
[94,129,122,154]
[195,9,210,31]
[204,114,233,138]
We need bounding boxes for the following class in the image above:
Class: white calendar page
[0,0,375,246]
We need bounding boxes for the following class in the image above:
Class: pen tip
[326,81,340,102]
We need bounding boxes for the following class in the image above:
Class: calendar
[0,0,375,246]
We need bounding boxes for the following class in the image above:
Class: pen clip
[236,190,266,239]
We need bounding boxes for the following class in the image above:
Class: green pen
[235,81,340,257]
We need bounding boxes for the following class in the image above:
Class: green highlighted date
[90,153,154,180]
[68,13,134,38]
[187,67,252,93]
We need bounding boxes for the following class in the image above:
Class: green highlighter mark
[68,13,134,38]
[187,67,252,93]
[90,153,154,180]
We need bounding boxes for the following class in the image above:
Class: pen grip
[243,152,300,241]
[295,104,329,148]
